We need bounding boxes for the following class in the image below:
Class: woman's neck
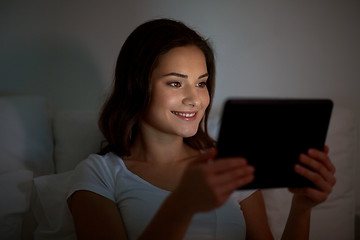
[128,125,198,164]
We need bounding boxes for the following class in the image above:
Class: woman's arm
[69,190,128,240]
[280,197,311,240]
[241,191,274,240]
[242,193,312,240]
[70,190,194,240]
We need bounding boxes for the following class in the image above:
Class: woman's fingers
[177,156,255,212]
[206,158,255,194]
[307,148,335,174]
[179,151,255,212]
[294,163,333,194]
[216,172,255,196]
[294,147,336,199]
[194,156,255,194]
[193,152,255,188]
[210,157,248,172]
[298,153,336,186]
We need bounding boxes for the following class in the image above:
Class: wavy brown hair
[99,18,216,156]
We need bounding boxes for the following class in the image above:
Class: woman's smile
[171,111,197,120]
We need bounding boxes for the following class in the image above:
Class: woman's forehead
[152,46,207,76]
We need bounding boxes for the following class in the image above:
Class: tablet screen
[216,98,333,189]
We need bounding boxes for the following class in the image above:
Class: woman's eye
[197,82,207,88]
[168,82,181,88]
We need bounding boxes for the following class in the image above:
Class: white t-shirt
[68,152,256,240]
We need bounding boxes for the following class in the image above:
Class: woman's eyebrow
[163,72,188,78]
[198,73,209,79]
[163,72,209,79]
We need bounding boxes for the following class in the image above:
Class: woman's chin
[180,129,199,138]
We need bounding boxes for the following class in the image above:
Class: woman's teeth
[172,111,195,117]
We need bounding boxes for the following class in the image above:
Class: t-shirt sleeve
[67,154,117,202]
[232,189,258,203]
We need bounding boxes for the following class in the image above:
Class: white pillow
[32,171,76,240]
[263,107,356,240]
[53,111,104,173]
[0,169,33,240]
[0,96,54,176]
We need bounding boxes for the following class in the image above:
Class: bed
[0,95,358,240]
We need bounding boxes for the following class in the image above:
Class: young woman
[68,18,336,240]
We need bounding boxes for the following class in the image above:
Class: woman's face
[141,45,210,139]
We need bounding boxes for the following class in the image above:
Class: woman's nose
[182,87,199,107]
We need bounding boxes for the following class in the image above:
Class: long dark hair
[99,18,216,156]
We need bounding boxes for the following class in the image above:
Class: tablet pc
[216,98,333,189]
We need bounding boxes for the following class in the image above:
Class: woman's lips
[171,111,197,120]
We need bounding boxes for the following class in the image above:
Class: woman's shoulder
[74,152,127,176]
[68,152,127,202]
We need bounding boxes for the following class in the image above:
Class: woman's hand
[173,149,255,214]
[289,145,336,210]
